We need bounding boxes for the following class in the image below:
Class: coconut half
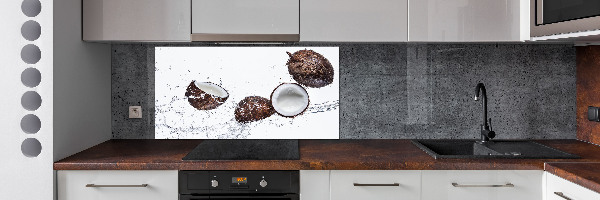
[270,83,310,117]
[234,96,275,123]
[185,81,229,110]
[286,49,334,88]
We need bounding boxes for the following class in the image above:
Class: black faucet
[474,83,495,143]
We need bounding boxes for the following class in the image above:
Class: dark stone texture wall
[112,43,576,139]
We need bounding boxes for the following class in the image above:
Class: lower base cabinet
[422,170,543,200]
[545,172,600,200]
[300,170,545,200]
[330,170,421,200]
[56,170,600,200]
[57,170,178,200]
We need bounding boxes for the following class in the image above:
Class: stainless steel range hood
[191,0,300,42]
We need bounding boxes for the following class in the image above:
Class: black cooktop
[182,140,300,160]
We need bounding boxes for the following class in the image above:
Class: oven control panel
[179,171,299,194]
[231,176,249,188]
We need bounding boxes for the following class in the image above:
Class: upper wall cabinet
[83,0,191,42]
[409,0,529,42]
[300,0,408,42]
[191,0,300,41]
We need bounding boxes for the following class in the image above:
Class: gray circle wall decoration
[21,20,41,41]
[21,0,41,17]
[21,67,41,88]
[21,91,42,111]
[21,138,42,157]
[21,44,41,64]
[20,114,41,134]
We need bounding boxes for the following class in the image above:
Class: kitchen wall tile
[111,43,576,139]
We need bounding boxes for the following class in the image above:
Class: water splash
[155,97,339,139]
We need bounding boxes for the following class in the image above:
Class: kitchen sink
[412,140,579,159]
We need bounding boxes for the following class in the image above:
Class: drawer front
[422,170,542,200]
[57,170,178,200]
[330,170,421,200]
[546,172,600,200]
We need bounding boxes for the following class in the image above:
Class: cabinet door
[300,170,330,200]
[422,170,542,200]
[546,172,600,200]
[57,170,178,200]
[300,0,408,42]
[83,0,191,41]
[409,0,529,42]
[330,170,420,200]
[191,0,299,36]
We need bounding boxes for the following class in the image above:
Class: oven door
[180,194,299,200]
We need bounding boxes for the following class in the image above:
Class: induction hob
[182,140,300,160]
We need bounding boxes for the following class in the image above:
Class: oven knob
[259,179,267,187]
[211,180,219,188]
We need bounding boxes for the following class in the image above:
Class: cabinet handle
[353,183,400,186]
[451,183,514,187]
[554,192,573,200]
[86,184,149,188]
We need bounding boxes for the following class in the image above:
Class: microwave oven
[531,0,600,39]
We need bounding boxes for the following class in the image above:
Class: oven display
[232,177,247,184]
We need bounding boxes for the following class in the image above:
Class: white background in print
[155,47,339,139]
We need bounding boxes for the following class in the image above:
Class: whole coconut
[234,96,275,123]
[185,81,229,110]
[286,49,334,88]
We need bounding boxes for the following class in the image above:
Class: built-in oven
[531,0,600,38]
[179,171,299,200]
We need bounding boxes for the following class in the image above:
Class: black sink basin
[412,140,579,159]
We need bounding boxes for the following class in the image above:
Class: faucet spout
[474,83,495,142]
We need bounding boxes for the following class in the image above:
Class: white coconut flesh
[195,82,228,98]
[271,84,309,117]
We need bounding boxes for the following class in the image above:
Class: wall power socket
[129,106,142,119]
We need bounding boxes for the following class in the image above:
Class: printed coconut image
[270,83,309,118]
[234,96,275,123]
[185,81,229,110]
[286,50,334,88]
[155,47,339,139]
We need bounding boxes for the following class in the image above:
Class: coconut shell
[185,81,228,110]
[270,83,310,118]
[234,96,275,123]
[286,49,334,88]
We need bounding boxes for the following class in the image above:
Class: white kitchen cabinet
[422,170,543,200]
[83,0,191,41]
[191,0,299,41]
[545,172,600,200]
[300,0,408,42]
[330,170,421,200]
[300,170,330,200]
[409,0,529,42]
[57,170,178,200]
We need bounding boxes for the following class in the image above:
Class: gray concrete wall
[112,43,576,139]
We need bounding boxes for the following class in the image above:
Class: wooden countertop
[54,139,600,171]
[545,162,600,194]
[54,139,600,194]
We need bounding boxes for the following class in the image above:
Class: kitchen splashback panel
[154,47,339,139]
[112,43,576,139]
